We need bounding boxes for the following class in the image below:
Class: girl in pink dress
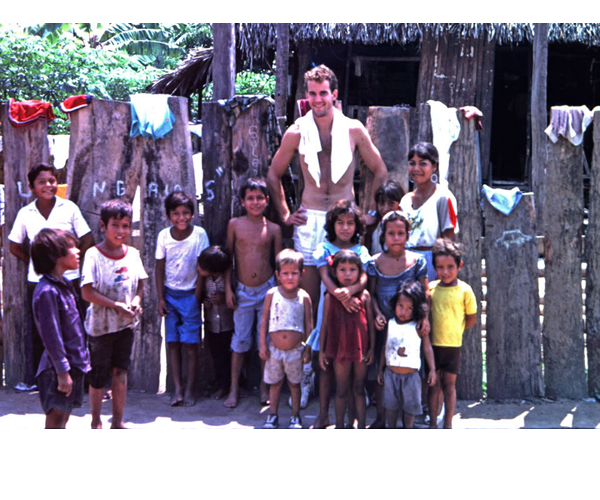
[319,249,375,429]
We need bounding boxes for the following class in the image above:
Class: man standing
[267,64,387,315]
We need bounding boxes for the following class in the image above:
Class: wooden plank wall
[1,104,50,387]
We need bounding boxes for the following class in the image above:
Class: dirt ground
[1,385,599,429]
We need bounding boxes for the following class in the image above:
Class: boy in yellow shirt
[428,238,477,429]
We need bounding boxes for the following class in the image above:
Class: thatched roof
[238,23,600,59]
[150,23,600,97]
[149,47,212,96]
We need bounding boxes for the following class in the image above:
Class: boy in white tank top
[259,249,313,429]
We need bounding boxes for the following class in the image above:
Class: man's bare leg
[224,351,244,408]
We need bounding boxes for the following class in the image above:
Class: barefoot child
[81,199,148,429]
[198,245,234,400]
[155,191,209,407]
[377,281,436,429]
[366,211,430,428]
[30,229,91,428]
[260,249,312,429]
[223,178,282,408]
[319,249,375,429]
[428,238,477,429]
[308,199,371,428]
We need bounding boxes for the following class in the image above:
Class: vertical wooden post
[275,23,289,120]
[66,99,140,243]
[231,99,273,217]
[585,111,600,398]
[531,23,549,231]
[202,102,232,246]
[543,135,587,398]
[0,105,50,387]
[360,106,410,214]
[212,23,236,101]
[132,96,196,393]
[483,194,544,399]
[448,112,483,400]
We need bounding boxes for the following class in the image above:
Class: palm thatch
[238,23,600,60]
[150,23,600,98]
[148,47,212,95]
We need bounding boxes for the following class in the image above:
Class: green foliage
[0,27,165,134]
[202,70,276,102]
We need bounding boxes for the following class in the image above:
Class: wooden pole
[448,111,483,401]
[360,106,410,214]
[543,134,587,398]
[483,194,544,399]
[531,23,549,231]
[275,23,289,120]
[585,110,600,398]
[133,96,197,393]
[202,102,232,247]
[0,104,50,387]
[212,23,236,102]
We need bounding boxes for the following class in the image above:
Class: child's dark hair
[100,198,133,226]
[276,248,304,273]
[374,180,405,208]
[330,249,362,287]
[164,190,195,217]
[324,199,365,244]
[28,163,58,187]
[31,228,79,276]
[391,280,428,323]
[198,245,232,274]
[239,177,269,200]
[379,211,411,252]
[408,142,439,167]
[432,238,463,267]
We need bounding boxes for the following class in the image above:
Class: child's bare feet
[91,419,102,429]
[183,392,196,407]
[223,390,238,408]
[170,392,184,407]
[111,421,128,429]
[211,388,226,400]
[368,417,386,429]
[313,415,330,429]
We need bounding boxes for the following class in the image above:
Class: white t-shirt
[400,186,458,248]
[385,319,422,370]
[81,245,148,337]
[154,225,209,291]
[8,196,91,282]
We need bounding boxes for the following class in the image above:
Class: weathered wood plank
[359,107,410,212]
[132,96,197,393]
[483,194,544,399]
[1,104,50,387]
[585,111,600,398]
[212,24,236,101]
[543,136,587,398]
[202,102,232,247]
[448,112,483,400]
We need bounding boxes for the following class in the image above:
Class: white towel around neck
[296,107,353,188]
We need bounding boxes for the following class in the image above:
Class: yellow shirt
[429,279,477,347]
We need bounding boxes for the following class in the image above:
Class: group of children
[25,149,477,430]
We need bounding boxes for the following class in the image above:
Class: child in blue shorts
[156,191,210,407]
[223,178,282,408]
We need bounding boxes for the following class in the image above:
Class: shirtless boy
[267,64,388,315]
[224,178,282,408]
[259,249,312,428]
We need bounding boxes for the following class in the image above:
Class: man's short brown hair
[304,64,338,93]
